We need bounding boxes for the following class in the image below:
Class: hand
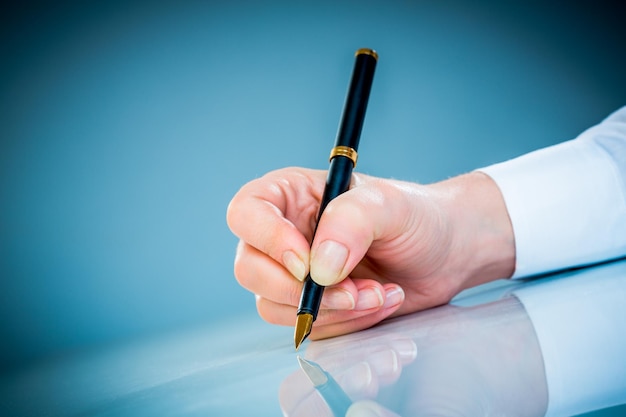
[226,167,514,339]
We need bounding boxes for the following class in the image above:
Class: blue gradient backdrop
[1,0,625,371]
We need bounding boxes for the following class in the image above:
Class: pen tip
[294,313,313,350]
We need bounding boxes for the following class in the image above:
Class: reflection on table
[1,260,625,416]
[281,259,626,417]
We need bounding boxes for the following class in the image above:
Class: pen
[294,48,378,350]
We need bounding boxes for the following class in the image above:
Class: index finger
[226,167,326,280]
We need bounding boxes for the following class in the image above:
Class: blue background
[1,0,625,372]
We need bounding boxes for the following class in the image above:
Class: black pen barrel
[297,49,378,320]
[334,49,378,151]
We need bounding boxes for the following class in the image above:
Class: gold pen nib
[294,313,314,350]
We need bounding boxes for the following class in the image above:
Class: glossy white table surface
[2,260,625,417]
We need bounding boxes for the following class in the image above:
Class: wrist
[432,171,516,291]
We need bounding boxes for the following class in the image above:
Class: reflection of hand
[304,334,418,402]
[279,297,548,417]
[279,332,416,417]
[227,167,515,339]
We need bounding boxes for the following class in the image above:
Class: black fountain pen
[294,48,378,350]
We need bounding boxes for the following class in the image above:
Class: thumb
[309,179,404,286]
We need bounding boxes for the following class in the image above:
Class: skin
[226,167,515,340]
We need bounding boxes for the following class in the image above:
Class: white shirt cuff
[478,108,626,278]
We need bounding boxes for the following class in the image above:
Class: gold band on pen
[355,48,378,61]
[329,145,358,167]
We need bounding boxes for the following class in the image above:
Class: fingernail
[310,240,349,285]
[383,286,405,309]
[282,250,306,281]
[355,287,384,310]
[323,287,355,310]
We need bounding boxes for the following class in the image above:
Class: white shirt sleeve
[479,106,626,278]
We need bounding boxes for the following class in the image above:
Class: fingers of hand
[227,168,327,281]
[308,283,405,338]
[255,290,381,327]
[235,241,360,313]
[235,241,303,306]
[253,273,404,330]
[234,226,405,334]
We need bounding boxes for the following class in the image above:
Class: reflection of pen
[294,48,378,350]
[298,356,352,416]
